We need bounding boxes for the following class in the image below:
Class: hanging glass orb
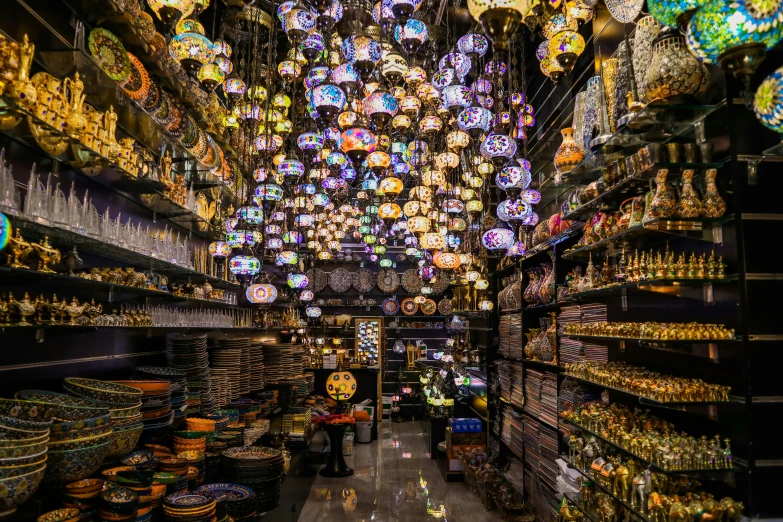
[381,52,409,84]
[254,184,284,202]
[246,284,278,304]
[316,0,344,29]
[506,240,527,257]
[301,32,325,62]
[754,66,783,132]
[283,3,317,44]
[497,198,532,222]
[332,63,362,97]
[197,63,225,91]
[148,0,194,25]
[391,0,422,21]
[404,66,427,87]
[364,88,399,130]
[208,241,232,258]
[169,28,215,74]
[434,251,461,270]
[288,272,310,289]
[306,306,323,318]
[481,132,518,166]
[379,202,402,221]
[392,114,412,129]
[340,126,377,163]
[296,214,316,228]
[312,192,331,207]
[432,68,457,91]
[342,35,383,80]
[373,0,397,30]
[323,177,347,190]
[229,255,261,276]
[278,158,305,178]
[394,19,429,53]
[310,82,347,122]
[267,237,284,250]
[442,85,473,114]
[521,188,541,204]
[300,290,315,302]
[298,131,325,153]
[549,29,585,72]
[276,251,299,265]
[439,53,471,79]
[419,113,443,135]
[420,232,445,250]
[305,67,331,89]
[457,33,490,57]
[278,60,302,82]
[457,106,493,136]
[496,165,532,196]
[236,205,264,225]
[482,227,515,250]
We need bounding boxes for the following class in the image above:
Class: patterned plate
[352,268,377,293]
[306,268,328,292]
[376,269,400,293]
[606,0,644,22]
[88,28,132,83]
[328,268,352,293]
[437,298,454,315]
[421,299,437,316]
[382,298,399,316]
[401,298,418,316]
[429,275,450,294]
[401,269,423,294]
[121,53,150,100]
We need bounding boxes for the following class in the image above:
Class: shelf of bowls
[1,374,288,521]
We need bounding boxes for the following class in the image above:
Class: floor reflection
[297,421,499,521]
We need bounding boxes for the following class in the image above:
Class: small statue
[7,229,33,268]
[61,246,83,275]
[11,292,38,325]
[31,236,60,273]
[64,296,89,325]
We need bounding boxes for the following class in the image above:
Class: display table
[319,424,354,478]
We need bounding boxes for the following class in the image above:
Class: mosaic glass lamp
[364,88,399,130]
[283,3,317,44]
[288,272,310,289]
[394,19,429,53]
[311,82,347,122]
[391,0,423,21]
[457,33,490,57]
[208,241,232,258]
[246,284,278,304]
[229,255,261,276]
[481,226,515,250]
[342,35,383,80]
[467,0,531,49]
[753,65,783,133]
[648,0,705,29]
[496,165,532,196]
[340,126,377,163]
[457,106,493,137]
[381,52,409,84]
[148,0,194,25]
[197,63,225,91]
[549,29,585,73]
[169,28,215,74]
[480,132,518,166]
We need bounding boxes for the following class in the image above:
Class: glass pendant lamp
[148,0,194,26]
[466,0,531,49]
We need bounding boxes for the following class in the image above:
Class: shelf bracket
[707,404,718,420]
[108,290,114,304]
[708,343,719,363]
[703,282,714,306]
[621,288,628,311]
[35,328,44,344]
[747,159,759,185]
[152,212,157,224]
[620,340,626,353]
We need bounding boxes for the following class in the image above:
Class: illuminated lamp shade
[378,176,403,197]
[295,214,315,228]
[283,230,304,244]
[267,237,284,250]
[521,188,541,205]
[306,306,322,318]
[300,32,325,62]
[374,245,387,255]
[434,252,461,270]
[403,66,427,87]
[457,33,490,57]
[566,0,594,23]
[478,298,494,311]
[222,113,239,129]
[435,152,460,171]
[364,89,399,130]
[420,232,445,250]
[364,234,378,244]
[419,113,443,135]
[283,3,317,44]
[442,85,473,114]
[457,106,493,137]
[448,217,467,231]
[475,279,489,290]
[288,272,310,289]
[311,193,331,207]
[197,63,225,91]
[224,75,247,99]
[446,130,470,151]
[506,240,527,257]
[394,19,429,53]
[298,132,324,152]
[497,198,531,222]
[300,290,315,302]
[305,66,331,89]
[246,284,278,304]
[169,31,215,73]
[310,82,347,123]
[439,53,472,79]
[480,132,518,166]
[481,227,515,250]
[229,255,261,276]
[332,63,362,99]
[215,56,233,77]
[253,134,284,154]
[276,251,299,266]
[549,30,585,72]
[466,270,481,284]
[753,66,783,133]
[404,199,423,216]
[148,0,194,25]
[208,241,232,258]
[317,0,344,29]
[323,177,347,190]
[443,199,465,214]
[342,35,382,80]
[254,184,284,203]
[379,202,402,221]
[340,126,377,163]
[431,68,456,91]
[381,52,409,84]
[420,168,446,187]
[496,165,532,195]
[380,258,393,268]
[373,0,396,28]
[341,168,357,180]
[392,114,412,129]
[236,206,264,225]
[278,60,302,83]
[540,55,565,83]
[338,110,361,129]
[391,0,423,21]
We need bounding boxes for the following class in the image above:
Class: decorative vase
[554,127,585,176]
[633,16,661,98]
[537,318,554,362]
[613,40,633,127]
[523,269,539,305]
[602,58,619,131]
[539,252,556,304]
[643,28,704,103]
[678,169,703,217]
[702,168,726,218]
[646,169,678,220]
[572,91,588,152]
[582,76,601,150]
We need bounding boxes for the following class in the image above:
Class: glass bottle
[702,168,726,218]
[646,169,677,220]
[554,127,585,176]
[678,169,703,217]
[523,269,539,304]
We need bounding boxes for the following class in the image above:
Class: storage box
[448,418,483,433]
[446,427,487,448]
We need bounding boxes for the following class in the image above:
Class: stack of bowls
[112,381,172,446]
[185,417,216,433]
[62,478,104,515]
[177,450,206,486]
[221,447,285,513]
[37,508,81,522]
[162,492,216,521]
[173,431,207,454]
[15,391,112,484]
[135,367,187,438]
[120,450,157,470]
[61,378,144,460]
[156,457,188,492]
[0,398,53,516]
[194,483,256,520]
[99,484,139,522]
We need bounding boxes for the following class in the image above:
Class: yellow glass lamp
[327,371,357,401]
[549,30,585,73]
[467,0,532,49]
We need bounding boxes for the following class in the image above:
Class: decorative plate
[430,275,450,294]
[606,0,644,23]
[328,268,352,293]
[377,269,400,293]
[352,268,377,293]
[437,298,454,315]
[401,298,418,316]
[88,28,132,83]
[194,483,254,501]
[306,268,328,292]
[164,492,212,508]
[421,299,437,315]
[140,81,162,112]
[401,269,423,294]
[382,298,399,316]
[121,53,150,101]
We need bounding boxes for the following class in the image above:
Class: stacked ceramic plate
[220,448,286,499]
[112,381,173,437]
[157,456,189,492]
[61,477,104,515]
[0,398,52,516]
[248,343,265,392]
[209,368,230,408]
[194,483,256,520]
[166,334,214,414]
[162,491,216,520]
[60,378,144,462]
[99,483,139,522]
[209,347,241,400]
[217,338,251,396]
[261,345,283,382]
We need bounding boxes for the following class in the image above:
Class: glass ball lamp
[364,87,399,130]
[466,0,530,50]
[169,21,215,74]
[246,284,279,304]
[283,3,317,45]
[342,34,383,81]
[394,19,429,53]
[148,0,194,26]
[549,29,585,74]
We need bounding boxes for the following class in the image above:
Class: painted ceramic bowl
[48,429,114,451]
[50,423,113,443]
[100,485,139,514]
[46,440,111,483]
[64,477,104,495]
[151,472,178,485]
[0,455,47,479]
[111,415,142,430]
[114,470,155,487]
[15,391,110,422]
[0,466,46,515]
[120,450,156,469]
[0,449,48,467]
[63,379,143,405]
[106,424,143,459]
[102,467,137,482]
[108,403,142,419]
[0,423,49,442]
[36,507,81,522]
[0,438,49,460]
[0,431,50,447]
[109,381,170,394]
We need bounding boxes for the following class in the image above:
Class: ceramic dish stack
[157,457,189,493]
[217,338,251,396]
[248,343,265,392]
[62,478,104,516]
[162,492,216,521]
[173,431,207,454]
[177,450,206,486]
[61,378,144,461]
[14,390,113,485]
[209,347,241,401]
[209,368,230,408]
[99,483,139,522]
[194,483,256,520]
[166,334,214,414]
[134,367,186,443]
[261,345,283,382]
[0,398,53,516]
[112,381,172,432]
[221,446,285,512]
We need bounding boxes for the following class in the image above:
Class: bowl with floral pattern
[46,440,111,484]
[36,507,81,522]
[63,379,143,405]
[48,429,114,451]
[0,454,47,480]
[106,424,143,459]
[15,391,110,422]
[0,465,46,516]
[100,484,139,514]
[0,438,49,460]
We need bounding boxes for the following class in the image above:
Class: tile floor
[296,421,499,521]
